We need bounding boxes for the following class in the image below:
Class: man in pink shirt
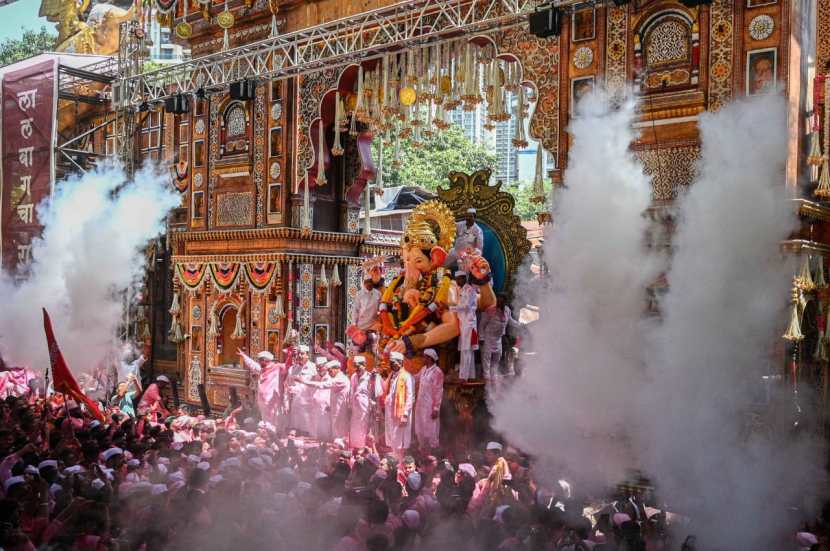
[237,349,283,428]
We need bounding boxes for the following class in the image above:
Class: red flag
[42,308,105,421]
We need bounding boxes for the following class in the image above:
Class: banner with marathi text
[1,58,57,274]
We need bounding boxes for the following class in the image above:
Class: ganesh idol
[349,200,496,373]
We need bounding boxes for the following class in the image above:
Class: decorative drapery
[244,262,281,293]
[176,261,281,294]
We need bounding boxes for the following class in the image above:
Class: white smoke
[638,94,821,549]
[493,90,656,490]
[0,162,178,374]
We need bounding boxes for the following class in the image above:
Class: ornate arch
[634,8,700,92]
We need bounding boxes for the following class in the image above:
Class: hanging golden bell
[217,9,234,28]
[175,21,193,39]
[399,86,417,106]
[440,75,452,95]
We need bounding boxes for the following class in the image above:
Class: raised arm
[237,349,261,375]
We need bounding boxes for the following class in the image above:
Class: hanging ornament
[354,65,368,124]
[783,283,805,342]
[362,196,377,238]
[141,323,151,340]
[207,310,218,338]
[332,91,344,156]
[399,86,417,107]
[531,144,546,203]
[816,257,827,289]
[808,131,823,166]
[331,264,342,287]
[269,0,279,37]
[302,167,312,233]
[316,121,327,186]
[513,86,528,149]
[217,0,234,50]
[320,265,329,287]
[392,131,402,169]
[816,158,830,199]
[175,0,192,39]
[168,316,185,343]
[376,139,384,188]
[232,305,246,339]
[169,291,181,316]
[797,255,815,291]
[275,294,285,318]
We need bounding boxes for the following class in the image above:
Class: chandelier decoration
[328,40,536,161]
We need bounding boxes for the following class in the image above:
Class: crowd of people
[0,349,827,550]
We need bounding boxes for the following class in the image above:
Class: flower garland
[379,271,452,338]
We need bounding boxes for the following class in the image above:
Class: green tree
[0,27,57,68]
[375,124,497,191]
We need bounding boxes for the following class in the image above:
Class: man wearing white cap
[286,344,317,435]
[352,276,381,332]
[349,355,383,448]
[414,348,444,450]
[301,360,351,441]
[450,271,479,380]
[447,207,484,267]
[237,348,284,428]
[384,351,414,459]
[310,357,332,440]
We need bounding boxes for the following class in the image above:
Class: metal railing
[115,0,542,107]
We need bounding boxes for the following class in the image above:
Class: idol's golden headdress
[402,200,456,251]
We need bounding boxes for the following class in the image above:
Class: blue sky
[0,0,51,43]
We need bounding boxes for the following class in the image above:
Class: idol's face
[405,247,432,274]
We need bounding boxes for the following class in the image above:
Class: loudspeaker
[230,79,256,101]
[680,0,711,6]
[164,94,190,114]
[529,6,561,38]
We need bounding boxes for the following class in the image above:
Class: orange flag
[42,308,105,421]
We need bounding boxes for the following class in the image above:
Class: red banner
[1,58,56,274]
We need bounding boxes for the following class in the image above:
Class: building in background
[148,15,187,63]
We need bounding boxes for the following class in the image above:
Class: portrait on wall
[193,140,205,167]
[571,7,595,42]
[192,191,205,219]
[267,330,281,356]
[315,277,329,307]
[268,183,281,214]
[570,76,595,116]
[314,324,329,348]
[191,326,202,352]
[746,48,776,96]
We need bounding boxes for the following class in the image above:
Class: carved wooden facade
[126,0,809,406]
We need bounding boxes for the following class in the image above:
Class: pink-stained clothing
[451,284,479,380]
[137,383,169,420]
[349,369,383,448]
[0,367,34,400]
[325,371,351,441]
[240,353,284,428]
[352,287,381,331]
[287,360,317,434]
[384,369,414,451]
[414,364,444,448]
[312,375,332,441]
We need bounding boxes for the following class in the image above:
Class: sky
[0,0,50,43]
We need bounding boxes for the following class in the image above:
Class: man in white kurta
[352,278,381,331]
[478,294,521,382]
[450,271,479,380]
[324,360,351,441]
[287,345,317,435]
[414,349,444,450]
[237,349,283,428]
[349,356,383,448]
[384,352,414,459]
[311,357,331,440]
[447,208,485,267]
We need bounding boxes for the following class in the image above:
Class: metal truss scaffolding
[115,0,540,108]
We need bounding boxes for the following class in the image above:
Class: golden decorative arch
[436,169,531,291]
